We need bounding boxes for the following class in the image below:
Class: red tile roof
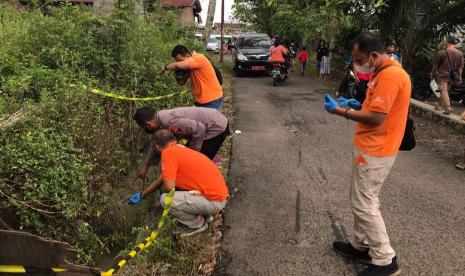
[161,0,195,7]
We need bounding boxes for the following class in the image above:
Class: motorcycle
[337,68,357,99]
[271,62,288,86]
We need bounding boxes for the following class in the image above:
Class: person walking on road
[316,40,329,81]
[298,47,309,76]
[161,45,224,110]
[431,36,464,115]
[323,33,411,276]
[133,106,230,180]
[126,129,228,236]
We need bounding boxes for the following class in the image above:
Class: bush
[0,2,201,264]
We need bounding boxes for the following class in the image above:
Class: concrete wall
[179,7,195,25]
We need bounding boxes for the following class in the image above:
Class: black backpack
[211,62,223,85]
[399,116,416,151]
[371,64,416,151]
[445,49,461,82]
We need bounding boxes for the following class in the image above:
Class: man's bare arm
[141,175,163,197]
[333,107,387,126]
[166,61,191,71]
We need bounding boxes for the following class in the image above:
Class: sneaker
[180,221,209,237]
[456,163,465,170]
[358,257,400,276]
[333,241,372,265]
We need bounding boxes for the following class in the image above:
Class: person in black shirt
[316,40,329,80]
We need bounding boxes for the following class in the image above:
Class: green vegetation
[233,0,465,78]
[0,1,201,264]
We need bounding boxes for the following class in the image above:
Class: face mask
[356,62,372,74]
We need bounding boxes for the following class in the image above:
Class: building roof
[161,0,195,8]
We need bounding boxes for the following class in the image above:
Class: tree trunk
[203,0,216,47]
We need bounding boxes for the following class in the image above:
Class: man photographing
[162,45,223,110]
[126,130,228,236]
[324,33,410,276]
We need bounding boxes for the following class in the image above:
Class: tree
[233,0,465,77]
[232,0,276,35]
[203,0,217,47]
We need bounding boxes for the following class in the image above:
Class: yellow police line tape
[0,189,175,275]
[68,83,189,101]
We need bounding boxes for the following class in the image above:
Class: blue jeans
[194,97,224,110]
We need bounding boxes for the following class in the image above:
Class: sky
[199,0,235,25]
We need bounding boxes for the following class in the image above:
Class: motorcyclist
[289,40,297,71]
[269,39,288,74]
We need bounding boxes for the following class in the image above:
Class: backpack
[399,116,416,151]
[372,64,416,151]
[210,62,223,85]
[445,49,461,82]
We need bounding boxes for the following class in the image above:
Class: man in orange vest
[161,45,224,110]
[127,129,228,236]
[324,33,410,276]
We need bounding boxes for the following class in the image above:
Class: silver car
[206,38,220,53]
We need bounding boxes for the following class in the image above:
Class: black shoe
[333,241,372,265]
[358,257,400,276]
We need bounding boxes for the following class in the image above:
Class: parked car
[231,33,271,76]
[206,38,220,53]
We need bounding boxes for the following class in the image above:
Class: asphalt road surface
[216,71,465,275]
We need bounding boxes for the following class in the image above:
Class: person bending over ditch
[126,129,229,236]
[161,45,224,110]
[133,106,230,180]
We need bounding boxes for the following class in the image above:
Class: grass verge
[117,56,235,276]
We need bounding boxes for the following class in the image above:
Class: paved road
[216,72,465,275]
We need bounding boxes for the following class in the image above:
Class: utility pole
[219,0,224,63]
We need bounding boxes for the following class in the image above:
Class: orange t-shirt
[354,58,411,157]
[270,45,287,63]
[161,143,228,201]
[184,52,223,104]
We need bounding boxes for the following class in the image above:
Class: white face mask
[356,62,372,74]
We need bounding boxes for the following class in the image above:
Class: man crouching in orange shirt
[324,33,410,276]
[126,129,228,236]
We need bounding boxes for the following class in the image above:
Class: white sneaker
[180,221,209,237]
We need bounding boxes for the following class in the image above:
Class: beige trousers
[160,191,226,229]
[437,82,452,111]
[350,148,396,266]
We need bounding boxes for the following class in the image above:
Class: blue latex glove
[337,96,362,110]
[323,93,339,113]
[128,192,142,205]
